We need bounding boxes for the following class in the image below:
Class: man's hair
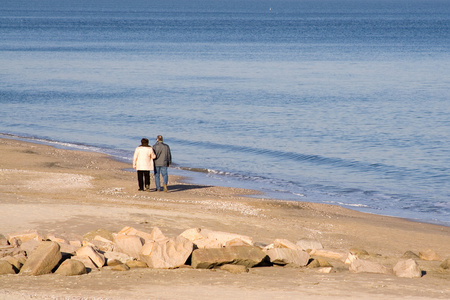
[141,138,149,146]
[157,135,163,142]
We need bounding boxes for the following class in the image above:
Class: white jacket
[133,146,156,171]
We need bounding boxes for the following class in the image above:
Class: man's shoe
[163,185,168,192]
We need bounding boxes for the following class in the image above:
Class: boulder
[114,234,145,259]
[272,239,302,251]
[111,263,130,271]
[307,258,333,269]
[311,249,346,261]
[402,251,420,259]
[54,259,87,276]
[180,228,252,249]
[191,246,267,269]
[19,241,62,276]
[296,238,323,251]
[264,248,310,267]
[393,259,422,278]
[126,260,148,269]
[349,258,392,275]
[139,236,193,269]
[317,267,333,273]
[118,226,168,244]
[8,230,43,244]
[103,251,134,265]
[349,248,369,257]
[218,264,249,273]
[1,256,23,272]
[419,249,441,261]
[83,228,114,242]
[71,256,97,271]
[439,258,450,270]
[0,234,8,246]
[75,245,105,268]
[0,260,16,275]
[18,239,41,256]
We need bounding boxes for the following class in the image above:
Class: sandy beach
[0,137,449,299]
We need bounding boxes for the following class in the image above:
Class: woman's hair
[141,138,149,146]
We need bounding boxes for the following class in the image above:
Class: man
[153,135,172,192]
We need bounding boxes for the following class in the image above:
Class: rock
[272,239,303,251]
[191,246,267,269]
[349,248,369,257]
[54,259,87,276]
[69,240,83,248]
[75,245,105,268]
[218,264,249,273]
[118,226,168,244]
[103,251,134,265]
[264,248,310,267]
[311,249,346,261]
[296,238,323,251]
[89,238,115,252]
[349,258,392,274]
[402,251,420,259]
[317,267,333,273]
[114,234,145,259]
[106,259,123,266]
[45,234,67,244]
[111,263,130,271]
[126,260,148,268]
[0,234,8,246]
[139,236,193,269]
[71,256,97,271]
[307,258,333,268]
[0,260,16,275]
[1,256,23,272]
[8,230,43,244]
[393,259,422,278]
[419,249,441,261]
[58,242,78,256]
[180,228,253,249]
[19,241,62,276]
[439,258,450,270]
[225,238,251,247]
[83,228,114,242]
[0,245,17,258]
[18,239,41,256]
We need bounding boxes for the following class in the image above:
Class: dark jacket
[153,141,172,167]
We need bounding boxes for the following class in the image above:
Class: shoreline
[3,133,448,227]
[0,137,449,299]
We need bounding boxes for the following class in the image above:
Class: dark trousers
[137,170,150,190]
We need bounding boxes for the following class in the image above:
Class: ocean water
[1,0,449,225]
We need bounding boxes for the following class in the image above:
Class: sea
[1,0,449,226]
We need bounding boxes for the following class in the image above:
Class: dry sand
[0,137,449,299]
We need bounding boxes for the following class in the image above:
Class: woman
[132,138,156,191]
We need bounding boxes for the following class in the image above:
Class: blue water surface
[1,0,449,225]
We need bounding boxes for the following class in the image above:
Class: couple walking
[133,135,172,192]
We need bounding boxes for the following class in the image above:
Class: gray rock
[19,241,62,276]
[54,259,87,276]
[393,259,422,278]
[191,246,267,269]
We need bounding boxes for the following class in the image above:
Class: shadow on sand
[166,184,212,193]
